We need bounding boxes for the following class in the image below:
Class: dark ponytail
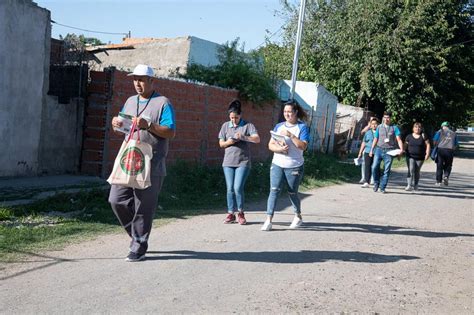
[228,99,242,115]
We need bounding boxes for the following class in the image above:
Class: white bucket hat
[127,64,154,77]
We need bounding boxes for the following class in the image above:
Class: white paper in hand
[387,149,402,156]
[114,112,133,134]
[270,131,289,143]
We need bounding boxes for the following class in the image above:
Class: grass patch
[0,153,359,261]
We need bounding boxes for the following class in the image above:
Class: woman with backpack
[433,121,459,186]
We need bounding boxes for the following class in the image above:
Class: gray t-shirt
[121,92,172,177]
[218,119,258,167]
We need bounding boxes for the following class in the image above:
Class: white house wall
[0,0,51,176]
[188,36,220,67]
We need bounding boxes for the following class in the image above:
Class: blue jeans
[223,166,250,213]
[266,164,304,216]
[372,147,394,190]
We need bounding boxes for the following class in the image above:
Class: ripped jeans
[266,163,304,216]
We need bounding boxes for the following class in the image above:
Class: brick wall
[81,68,279,177]
[50,38,64,65]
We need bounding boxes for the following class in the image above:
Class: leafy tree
[264,0,473,128]
[177,38,277,106]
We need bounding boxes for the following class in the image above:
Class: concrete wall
[38,96,85,174]
[335,104,375,154]
[188,36,220,67]
[90,36,221,77]
[0,0,51,177]
[90,37,191,76]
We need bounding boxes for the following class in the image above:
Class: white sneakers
[361,183,370,188]
[261,219,272,231]
[289,216,303,229]
[261,216,303,231]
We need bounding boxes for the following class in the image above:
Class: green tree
[178,38,277,105]
[266,0,473,128]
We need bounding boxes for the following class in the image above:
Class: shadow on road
[296,222,474,238]
[146,250,419,264]
[0,249,122,281]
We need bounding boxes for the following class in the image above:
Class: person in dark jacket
[433,121,458,186]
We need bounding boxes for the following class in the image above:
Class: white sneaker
[261,220,272,231]
[404,185,412,191]
[289,216,303,229]
[361,183,370,188]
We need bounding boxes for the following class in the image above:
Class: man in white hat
[109,64,176,262]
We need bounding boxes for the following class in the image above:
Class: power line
[448,38,474,47]
[254,24,286,50]
[51,20,128,36]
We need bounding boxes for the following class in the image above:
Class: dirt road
[1,134,473,314]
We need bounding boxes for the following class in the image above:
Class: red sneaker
[223,213,236,224]
[237,212,247,225]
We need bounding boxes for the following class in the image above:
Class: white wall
[0,0,51,177]
[188,36,220,67]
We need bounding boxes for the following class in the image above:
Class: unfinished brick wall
[81,68,279,177]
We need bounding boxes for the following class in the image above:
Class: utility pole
[289,0,307,101]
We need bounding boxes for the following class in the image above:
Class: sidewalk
[1,135,473,313]
[0,175,107,206]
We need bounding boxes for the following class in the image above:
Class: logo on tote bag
[120,147,145,176]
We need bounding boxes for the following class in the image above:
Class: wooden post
[326,112,334,153]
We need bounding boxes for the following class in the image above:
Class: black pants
[109,176,164,255]
[406,157,424,186]
[436,148,454,183]
[363,152,373,184]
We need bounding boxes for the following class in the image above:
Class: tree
[263,0,473,128]
[177,38,277,105]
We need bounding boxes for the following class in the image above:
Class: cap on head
[441,121,449,127]
[127,64,154,77]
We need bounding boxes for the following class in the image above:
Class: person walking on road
[358,116,377,184]
[369,111,404,193]
[433,121,458,186]
[218,100,260,225]
[261,100,309,231]
[404,122,431,191]
[357,117,379,188]
[109,64,176,262]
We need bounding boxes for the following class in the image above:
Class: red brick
[87,82,108,94]
[90,71,107,82]
[84,128,105,139]
[83,139,104,151]
[85,116,107,128]
[81,162,102,176]
[83,150,103,162]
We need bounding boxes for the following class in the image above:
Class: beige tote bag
[107,120,153,189]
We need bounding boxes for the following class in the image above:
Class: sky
[34,0,293,51]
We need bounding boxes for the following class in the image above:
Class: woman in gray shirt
[218,100,260,225]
